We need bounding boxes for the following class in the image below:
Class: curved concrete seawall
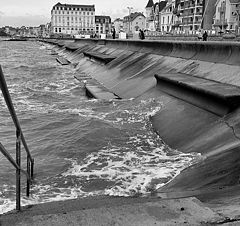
[43,38,240,204]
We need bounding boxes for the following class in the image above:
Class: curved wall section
[74,39,240,66]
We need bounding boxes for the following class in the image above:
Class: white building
[113,18,124,33]
[123,12,146,34]
[214,0,240,32]
[160,0,174,32]
[51,2,95,35]
[145,0,155,31]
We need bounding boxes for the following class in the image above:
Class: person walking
[203,31,208,41]
[112,28,116,39]
[139,29,145,40]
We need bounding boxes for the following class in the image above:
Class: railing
[0,65,34,211]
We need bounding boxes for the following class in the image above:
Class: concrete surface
[0,196,225,226]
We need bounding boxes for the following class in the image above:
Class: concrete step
[56,57,70,65]
[74,75,120,100]
[155,73,240,116]
[83,51,116,64]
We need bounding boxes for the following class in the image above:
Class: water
[0,41,199,214]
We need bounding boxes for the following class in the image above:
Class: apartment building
[113,18,124,33]
[51,2,95,35]
[123,12,146,34]
[172,0,217,31]
[178,0,204,31]
[214,0,240,32]
[145,0,155,30]
[95,16,111,35]
[160,1,174,32]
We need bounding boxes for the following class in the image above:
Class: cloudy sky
[0,0,149,27]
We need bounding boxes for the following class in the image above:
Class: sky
[0,0,150,27]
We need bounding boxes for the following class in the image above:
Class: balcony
[213,19,228,28]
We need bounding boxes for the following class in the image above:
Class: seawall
[42,38,240,205]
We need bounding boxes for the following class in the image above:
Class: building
[95,16,111,35]
[202,0,218,30]
[145,0,155,30]
[172,0,217,32]
[160,0,174,32]
[4,26,17,36]
[154,1,168,31]
[213,0,240,32]
[178,0,205,31]
[123,12,146,34]
[51,2,95,35]
[113,18,124,33]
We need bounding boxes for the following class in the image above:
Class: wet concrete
[0,196,224,226]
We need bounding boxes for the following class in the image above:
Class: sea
[0,40,199,214]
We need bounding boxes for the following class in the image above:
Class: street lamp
[236,5,240,34]
[127,7,133,34]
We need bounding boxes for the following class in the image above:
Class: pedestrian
[139,29,142,39]
[141,29,145,40]
[139,29,145,40]
[203,31,208,41]
[112,28,116,39]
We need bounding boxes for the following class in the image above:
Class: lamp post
[158,0,160,31]
[127,7,133,34]
[236,5,240,34]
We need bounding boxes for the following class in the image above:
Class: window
[55,28,58,32]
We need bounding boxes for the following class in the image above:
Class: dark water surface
[0,41,198,213]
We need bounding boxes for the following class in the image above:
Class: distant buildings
[145,0,155,30]
[213,0,240,33]
[95,16,111,35]
[51,2,95,35]
[2,0,239,39]
[144,0,215,32]
[123,12,146,34]
[160,1,173,32]
[113,18,124,33]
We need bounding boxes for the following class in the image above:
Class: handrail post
[31,158,34,179]
[0,65,34,211]
[16,129,21,211]
[26,156,30,197]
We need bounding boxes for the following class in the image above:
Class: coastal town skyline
[0,0,149,27]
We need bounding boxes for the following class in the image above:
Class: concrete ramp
[0,197,224,226]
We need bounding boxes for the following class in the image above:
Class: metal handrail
[0,143,29,179]
[0,65,34,211]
